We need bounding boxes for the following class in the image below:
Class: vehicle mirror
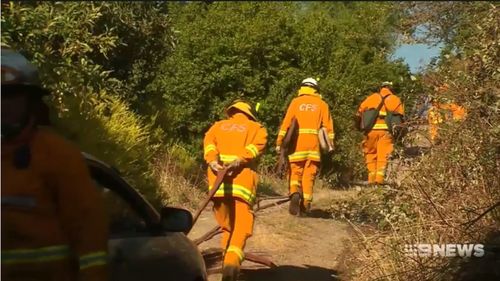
[160,207,193,234]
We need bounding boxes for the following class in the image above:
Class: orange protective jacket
[204,113,268,205]
[276,86,334,162]
[357,87,405,130]
[1,128,108,281]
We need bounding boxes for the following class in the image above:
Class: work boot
[221,265,240,281]
[299,201,311,217]
[289,192,301,216]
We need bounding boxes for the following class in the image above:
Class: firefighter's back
[289,94,328,152]
[213,115,262,161]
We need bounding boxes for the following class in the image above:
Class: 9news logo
[404,244,485,257]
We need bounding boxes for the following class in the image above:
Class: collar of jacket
[298,86,321,97]
[229,112,250,121]
[380,87,393,97]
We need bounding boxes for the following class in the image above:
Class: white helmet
[381,81,393,87]
[301,77,319,89]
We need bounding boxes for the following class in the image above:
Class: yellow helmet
[225,99,258,121]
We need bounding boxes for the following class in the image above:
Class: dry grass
[333,115,499,280]
[154,151,205,211]
[334,4,500,280]
[257,168,289,197]
[153,153,292,212]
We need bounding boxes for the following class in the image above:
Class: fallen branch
[246,252,277,268]
[257,195,290,202]
[195,195,290,245]
[202,247,277,273]
[463,201,500,229]
[254,198,290,212]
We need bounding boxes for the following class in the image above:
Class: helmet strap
[1,113,35,142]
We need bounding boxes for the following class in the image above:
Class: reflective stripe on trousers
[303,193,313,201]
[226,245,245,262]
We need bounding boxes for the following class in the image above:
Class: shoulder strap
[376,93,390,112]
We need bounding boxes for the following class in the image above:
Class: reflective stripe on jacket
[1,128,109,279]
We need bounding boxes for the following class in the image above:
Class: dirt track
[188,188,353,281]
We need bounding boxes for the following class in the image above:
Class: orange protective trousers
[289,160,319,207]
[429,124,439,143]
[362,130,393,184]
[213,198,254,268]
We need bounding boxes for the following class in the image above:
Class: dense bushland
[2,1,417,203]
[3,3,498,279]
[333,2,499,280]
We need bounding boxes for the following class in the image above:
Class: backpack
[382,96,406,139]
[386,111,405,137]
[360,94,389,134]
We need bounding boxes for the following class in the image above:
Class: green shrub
[150,2,418,185]
[1,2,172,204]
[342,3,500,280]
[52,94,160,202]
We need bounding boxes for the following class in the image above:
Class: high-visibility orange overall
[428,102,466,143]
[357,87,404,184]
[1,127,109,281]
[276,86,334,207]
[204,113,267,269]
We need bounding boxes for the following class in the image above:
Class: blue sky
[393,43,443,73]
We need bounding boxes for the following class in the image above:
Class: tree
[150,2,416,182]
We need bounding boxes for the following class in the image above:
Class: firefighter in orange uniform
[427,84,466,144]
[276,78,334,216]
[203,100,267,281]
[357,82,404,185]
[1,47,109,281]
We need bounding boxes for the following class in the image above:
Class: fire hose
[189,167,284,271]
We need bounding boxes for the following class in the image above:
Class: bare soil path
[188,188,355,281]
